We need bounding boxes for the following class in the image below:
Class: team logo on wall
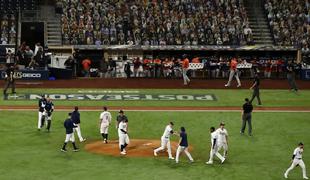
[4,94,217,101]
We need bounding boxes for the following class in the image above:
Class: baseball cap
[220,122,225,126]
[119,110,124,113]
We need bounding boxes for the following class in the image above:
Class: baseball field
[0,81,309,180]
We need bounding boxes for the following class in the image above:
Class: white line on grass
[0,109,309,113]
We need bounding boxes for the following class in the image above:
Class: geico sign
[22,73,41,78]
[13,72,42,79]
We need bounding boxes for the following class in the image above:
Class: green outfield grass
[0,111,309,180]
[1,88,310,107]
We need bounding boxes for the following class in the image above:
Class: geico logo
[22,73,42,78]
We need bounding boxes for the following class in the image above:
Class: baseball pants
[74,124,84,142]
[119,134,130,148]
[100,125,109,134]
[38,111,43,129]
[64,133,75,143]
[208,146,225,163]
[175,146,193,163]
[182,69,190,85]
[226,70,241,86]
[154,137,173,158]
[285,159,307,178]
[217,142,228,157]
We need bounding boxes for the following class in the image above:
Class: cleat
[61,149,67,152]
[221,158,226,164]
[73,148,79,152]
[304,177,309,179]
[169,157,175,160]
[284,173,288,179]
[81,139,86,142]
[224,84,229,87]
[206,161,213,165]
[153,150,158,157]
[120,151,126,155]
[237,84,241,87]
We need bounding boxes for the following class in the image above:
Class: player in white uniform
[216,122,228,158]
[154,122,175,160]
[99,107,112,143]
[284,143,308,179]
[118,119,129,155]
[206,127,226,165]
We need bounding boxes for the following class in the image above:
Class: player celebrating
[118,119,129,155]
[225,58,241,87]
[71,106,86,142]
[284,143,308,179]
[175,127,194,164]
[154,122,175,160]
[206,127,225,165]
[37,95,46,131]
[41,98,54,132]
[99,106,112,143]
[61,113,79,152]
[216,122,229,158]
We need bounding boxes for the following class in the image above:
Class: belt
[297,158,302,160]
[164,136,169,139]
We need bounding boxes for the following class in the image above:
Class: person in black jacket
[61,113,79,152]
[71,106,86,142]
[250,72,262,105]
[240,98,254,136]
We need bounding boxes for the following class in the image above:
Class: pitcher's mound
[85,139,192,157]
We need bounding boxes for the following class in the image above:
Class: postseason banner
[4,94,217,101]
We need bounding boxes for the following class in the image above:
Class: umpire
[3,64,16,96]
[240,98,253,136]
[286,60,298,92]
[250,72,262,105]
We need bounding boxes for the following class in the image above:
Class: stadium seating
[265,0,310,48]
[0,14,16,45]
[60,0,253,46]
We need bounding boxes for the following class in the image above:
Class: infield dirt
[85,139,193,158]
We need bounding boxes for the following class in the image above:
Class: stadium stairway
[41,5,62,46]
[244,0,274,45]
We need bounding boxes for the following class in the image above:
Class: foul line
[0,108,309,113]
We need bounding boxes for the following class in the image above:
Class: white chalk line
[0,108,309,113]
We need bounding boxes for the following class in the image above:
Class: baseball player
[175,127,194,164]
[182,56,190,85]
[37,95,46,131]
[225,58,241,87]
[154,122,175,160]
[118,119,129,155]
[41,98,54,132]
[71,106,86,142]
[216,122,229,158]
[99,106,112,143]
[284,143,308,179]
[116,110,128,129]
[61,113,79,152]
[206,127,226,165]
